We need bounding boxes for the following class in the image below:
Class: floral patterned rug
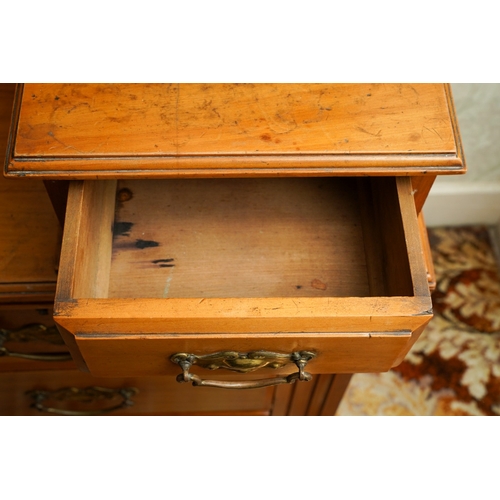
[337,226,500,416]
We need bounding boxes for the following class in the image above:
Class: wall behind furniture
[424,83,500,227]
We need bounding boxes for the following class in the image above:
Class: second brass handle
[0,325,71,362]
[27,387,138,416]
[0,347,72,362]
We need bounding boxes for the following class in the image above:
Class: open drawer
[53,176,432,383]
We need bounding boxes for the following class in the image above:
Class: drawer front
[0,370,275,416]
[74,331,414,379]
[54,176,432,377]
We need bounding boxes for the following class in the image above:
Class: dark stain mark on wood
[152,258,175,268]
[117,187,133,202]
[260,133,272,142]
[113,221,134,237]
[55,96,60,100]
[135,239,159,249]
[295,285,302,289]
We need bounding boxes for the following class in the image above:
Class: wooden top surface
[5,83,465,178]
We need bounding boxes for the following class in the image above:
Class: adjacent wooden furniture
[1,83,465,415]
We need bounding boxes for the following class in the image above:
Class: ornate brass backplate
[0,324,71,361]
[0,323,65,345]
[170,350,317,390]
[171,350,316,373]
[26,386,139,415]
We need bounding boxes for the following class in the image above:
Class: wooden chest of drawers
[2,83,465,413]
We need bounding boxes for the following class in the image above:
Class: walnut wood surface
[6,83,465,178]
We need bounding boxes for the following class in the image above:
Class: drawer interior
[55,175,432,375]
[66,176,420,301]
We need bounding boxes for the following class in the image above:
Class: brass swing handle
[26,387,139,416]
[171,350,316,390]
[0,325,72,362]
[0,347,72,362]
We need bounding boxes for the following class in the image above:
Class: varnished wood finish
[419,213,436,291]
[411,175,436,214]
[270,373,353,415]
[43,180,69,228]
[6,84,465,178]
[0,83,61,303]
[0,306,75,373]
[0,172,61,301]
[74,333,413,378]
[0,369,275,416]
[319,374,354,416]
[1,83,465,415]
[53,175,432,377]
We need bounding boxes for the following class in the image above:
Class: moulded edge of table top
[5,83,466,179]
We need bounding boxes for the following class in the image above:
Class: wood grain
[319,374,353,416]
[74,331,413,377]
[56,180,116,300]
[0,306,75,373]
[53,175,432,376]
[419,212,436,291]
[0,369,275,415]
[108,178,370,299]
[6,83,465,178]
[0,83,61,302]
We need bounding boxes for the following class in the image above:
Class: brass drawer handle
[0,348,72,362]
[26,387,139,416]
[171,350,316,390]
[0,324,72,362]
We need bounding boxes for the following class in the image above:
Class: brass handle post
[171,350,316,390]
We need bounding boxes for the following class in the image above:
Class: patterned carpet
[337,226,500,416]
